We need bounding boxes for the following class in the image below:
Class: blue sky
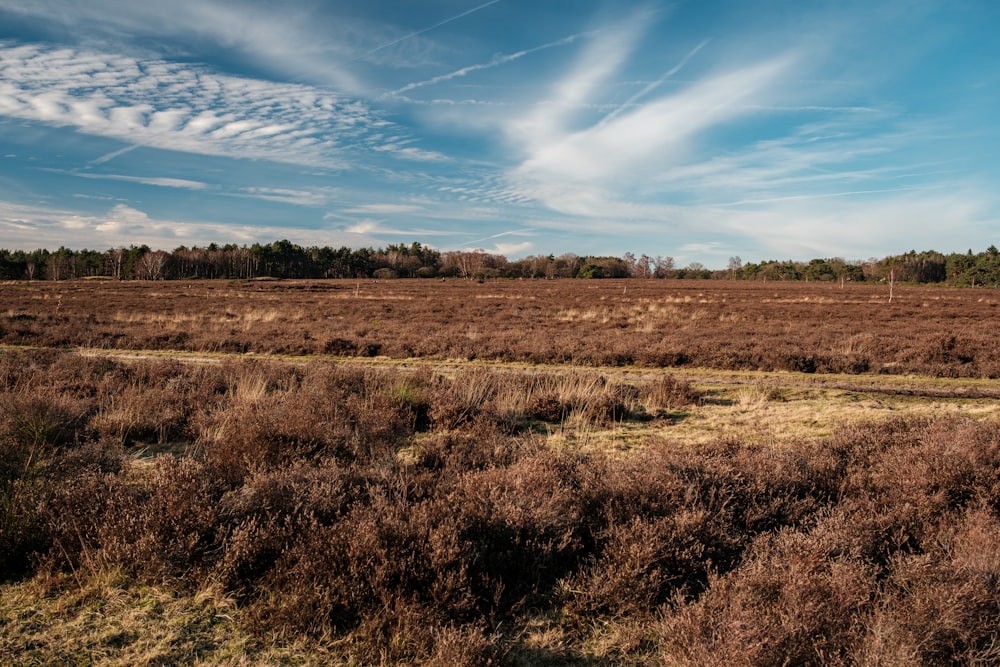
[1,0,998,267]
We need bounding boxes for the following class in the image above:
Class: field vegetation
[2,278,1000,377]
[2,278,1000,665]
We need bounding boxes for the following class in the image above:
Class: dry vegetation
[2,279,1000,665]
[2,278,1000,376]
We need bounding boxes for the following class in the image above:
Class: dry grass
[0,570,339,666]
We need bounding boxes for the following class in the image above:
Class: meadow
[2,278,1000,665]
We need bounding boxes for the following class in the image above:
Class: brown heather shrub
[448,450,589,611]
[214,459,372,592]
[570,448,744,584]
[6,342,1000,662]
[0,390,90,458]
[44,456,223,582]
[857,507,1000,665]
[0,476,47,579]
[564,510,725,618]
[837,417,1000,525]
[417,415,536,474]
[88,382,188,446]
[247,489,489,651]
[525,392,565,422]
[336,599,498,666]
[658,528,876,667]
[5,279,1000,378]
[0,386,94,579]
[427,369,499,431]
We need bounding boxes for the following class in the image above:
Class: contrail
[598,39,710,126]
[465,228,535,246]
[89,144,138,166]
[389,33,583,97]
[355,0,503,61]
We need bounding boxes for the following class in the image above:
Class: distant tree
[653,256,675,279]
[727,256,742,280]
[552,253,582,278]
[105,247,126,279]
[680,262,711,279]
[635,254,653,279]
[804,258,836,282]
[622,252,637,277]
[135,250,170,280]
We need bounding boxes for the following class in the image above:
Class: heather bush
[659,528,876,666]
[427,369,498,430]
[447,449,589,612]
[0,476,46,579]
[564,510,725,617]
[853,506,1000,665]
[45,456,223,582]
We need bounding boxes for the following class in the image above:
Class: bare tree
[727,256,742,280]
[622,252,637,277]
[636,254,653,279]
[136,250,170,280]
[105,247,126,279]
[653,256,675,279]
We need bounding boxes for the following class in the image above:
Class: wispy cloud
[508,13,650,151]
[235,187,334,207]
[464,228,536,247]
[596,38,710,127]
[509,52,797,212]
[343,220,452,237]
[0,42,392,168]
[343,204,424,215]
[0,0,366,91]
[490,241,533,256]
[66,171,210,190]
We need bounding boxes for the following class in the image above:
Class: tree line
[1,241,999,286]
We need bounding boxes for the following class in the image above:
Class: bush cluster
[2,350,1000,663]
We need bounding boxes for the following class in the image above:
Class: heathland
[2,278,1000,665]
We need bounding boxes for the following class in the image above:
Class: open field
[3,278,1000,376]
[2,279,1000,665]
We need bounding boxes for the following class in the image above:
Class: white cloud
[0,42,387,168]
[509,53,796,212]
[68,171,210,190]
[236,187,334,207]
[346,220,379,235]
[343,219,452,237]
[343,204,423,215]
[0,0,369,91]
[0,199,372,250]
[713,189,998,261]
[489,241,533,256]
[507,15,647,151]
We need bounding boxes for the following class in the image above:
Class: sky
[1,0,998,268]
